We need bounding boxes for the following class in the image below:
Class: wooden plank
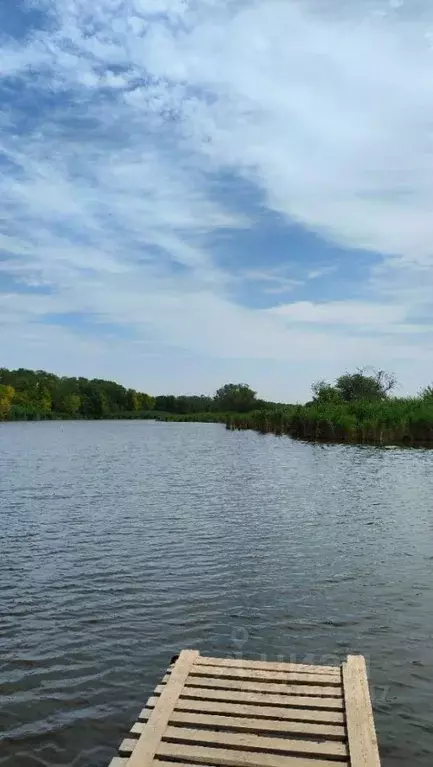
[108,759,127,767]
[137,708,152,722]
[130,722,145,736]
[157,742,348,767]
[155,762,214,767]
[156,684,344,710]
[133,710,346,740]
[163,725,348,759]
[165,674,342,698]
[189,664,341,686]
[171,711,346,740]
[141,696,345,724]
[118,738,136,757]
[139,706,155,720]
[343,655,381,767]
[196,655,340,675]
[125,649,199,767]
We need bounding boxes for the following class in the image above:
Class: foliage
[155,394,213,414]
[335,368,396,401]
[0,368,156,421]
[0,384,15,420]
[3,365,433,446]
[421,384,433,400]
[312,368,397,405]
[227,396,433,446]
[0,368,257,423]
[214,383,257,413]
[311,380,342,404]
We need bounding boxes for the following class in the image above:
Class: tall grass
[226,398,433,446]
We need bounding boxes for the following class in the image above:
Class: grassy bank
[226,399,433,446]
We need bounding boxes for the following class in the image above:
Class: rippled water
[1,421,433,766]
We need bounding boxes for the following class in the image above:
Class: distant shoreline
[2,366,433,447]
[226,403,433,447]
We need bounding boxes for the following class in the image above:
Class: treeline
[3,366,433,446]
[227,369,433,446]
[0,370,272,422]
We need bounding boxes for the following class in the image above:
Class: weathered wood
[173,674,342,697]
[118,738,136,757]
[125,649,199,767]
[130,722,144,736]
[189,664,341,685]
[163,725,348,759]
[141,696,346,724]
[157,685,345,710]
[132,711,346,740]
[139,705,155,720]
[156,742,348,767]
[343,655,381,767]
[109,650,380,767]
[155,762,214,767]
[196,655,340,675]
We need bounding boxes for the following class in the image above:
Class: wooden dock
[109,650,380,767]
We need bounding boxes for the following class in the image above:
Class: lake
[1,420,432,766]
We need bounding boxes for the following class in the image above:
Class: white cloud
[139,1,433,262]
[269,300,406,326]
[1,0,433,399]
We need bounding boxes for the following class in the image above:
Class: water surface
[1,421,432,766]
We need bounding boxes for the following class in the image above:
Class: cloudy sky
[1,0,432,401]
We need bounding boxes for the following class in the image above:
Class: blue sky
[1,0,432,401]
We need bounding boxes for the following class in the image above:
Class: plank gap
[161,725,348,761]
[171,687,345,711]
[165,715,347,742]
[142,698,345,726]
[188,666,341,687]
[171,676,343,698]
[157,741,349,767]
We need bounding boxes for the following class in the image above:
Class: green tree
[311,380,342,404]
[138,393,155,411]
[214,383,257,413]
[155,395,177,412]
[0,368,159,419]
[335,368,396,402]
[79,385,109,419]
[60,393,81,416]
[36,386,52,414]
[0,384,15,420]
[126,389,140,411]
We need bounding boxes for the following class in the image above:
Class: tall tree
[335,368,396,402]
[214,383,257,413]
[138,393,155,411]
[126,389,140,411]
[0,385,15,420]
[60,393,81,416]
[311,380,342,404]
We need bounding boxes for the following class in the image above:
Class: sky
[1,0,433,402]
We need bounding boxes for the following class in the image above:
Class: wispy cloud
[1,0,433,399]
[268,300,406,326]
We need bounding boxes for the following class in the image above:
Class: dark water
[1,421,432,766]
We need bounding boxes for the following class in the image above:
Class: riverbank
[2,410,229,423]
[226,398,433,446]
[0,368,262,422]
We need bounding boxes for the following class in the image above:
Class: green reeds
[226,398,433,446]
